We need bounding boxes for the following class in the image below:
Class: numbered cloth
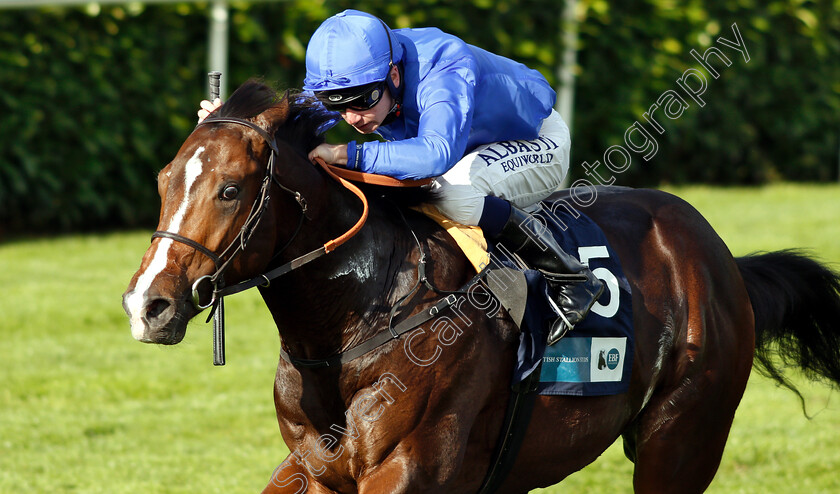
[500,202,635,397]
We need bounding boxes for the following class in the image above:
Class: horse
[122,81,840,493]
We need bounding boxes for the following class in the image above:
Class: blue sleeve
[356,60,476,180]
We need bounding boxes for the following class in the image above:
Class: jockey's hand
[197,98,222,122]
[308,143,348,166]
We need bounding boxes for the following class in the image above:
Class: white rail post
[208,0,229,99]
[555,0,578,188]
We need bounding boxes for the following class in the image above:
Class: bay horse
[122,81,840,493]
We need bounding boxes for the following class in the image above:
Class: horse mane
[208,79,433,207]
[208,79,337,156]
[212,79,277,121]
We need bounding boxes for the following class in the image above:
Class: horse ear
[253,103,288,136]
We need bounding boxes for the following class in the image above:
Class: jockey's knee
[429,183,485,225]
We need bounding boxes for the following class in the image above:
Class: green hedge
[573,1,840,185]
[0,1,837,233]
[0,4,207,232]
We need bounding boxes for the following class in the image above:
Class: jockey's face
[341,66,400,135]
[340,92,392,134]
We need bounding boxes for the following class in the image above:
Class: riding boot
[492,207,605,345]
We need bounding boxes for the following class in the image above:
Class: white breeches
[431,110,571,225]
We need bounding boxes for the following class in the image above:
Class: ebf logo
[606,348,620,370]
[596,348,620,370]
[591,337,627,382]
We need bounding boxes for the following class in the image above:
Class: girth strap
[476,366,542,494]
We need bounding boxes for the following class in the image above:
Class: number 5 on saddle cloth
[416,199,635,398]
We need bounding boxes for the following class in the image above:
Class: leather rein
[151,116,369,365]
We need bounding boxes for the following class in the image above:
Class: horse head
[122,81,336,345]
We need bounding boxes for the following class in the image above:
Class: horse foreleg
[261,456,334,494]
[352,431,480,494]
[356,454,442,494]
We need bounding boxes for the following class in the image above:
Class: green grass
[1,184,839,493]
[1,234,283,492]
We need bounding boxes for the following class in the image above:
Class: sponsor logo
[607,348,620,370]
[477,135,560,168]
[590,337,626,382]
[540,337,627,384]
[544,356,590,363]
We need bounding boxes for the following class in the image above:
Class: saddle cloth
[415,201,634,397]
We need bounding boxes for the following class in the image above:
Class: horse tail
[736,250,840,404]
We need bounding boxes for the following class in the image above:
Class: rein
[151,116,369,365]
[325,166,433,188]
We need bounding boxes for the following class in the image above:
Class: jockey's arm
[352,69,477,180]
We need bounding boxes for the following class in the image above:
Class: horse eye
[220,184,239,201]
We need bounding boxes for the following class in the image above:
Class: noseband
[151,116,369,365]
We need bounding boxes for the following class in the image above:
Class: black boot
[492,207,605,345]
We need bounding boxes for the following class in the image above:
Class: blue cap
[303,10,402,92]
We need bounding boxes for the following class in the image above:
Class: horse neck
[260,177,423,361]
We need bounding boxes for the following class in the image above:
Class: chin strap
[381,99,401,126]
[377,17,403,127]
[381,67,402,127]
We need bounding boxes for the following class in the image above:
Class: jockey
[200,9,603,344]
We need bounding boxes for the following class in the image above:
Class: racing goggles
[316,79,387,112]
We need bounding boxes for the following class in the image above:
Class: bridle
[154,117,304,305]
[151,116,369,365]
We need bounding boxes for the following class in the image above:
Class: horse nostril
[145,298,172,322]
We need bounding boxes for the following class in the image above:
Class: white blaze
[126,147,205,340]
